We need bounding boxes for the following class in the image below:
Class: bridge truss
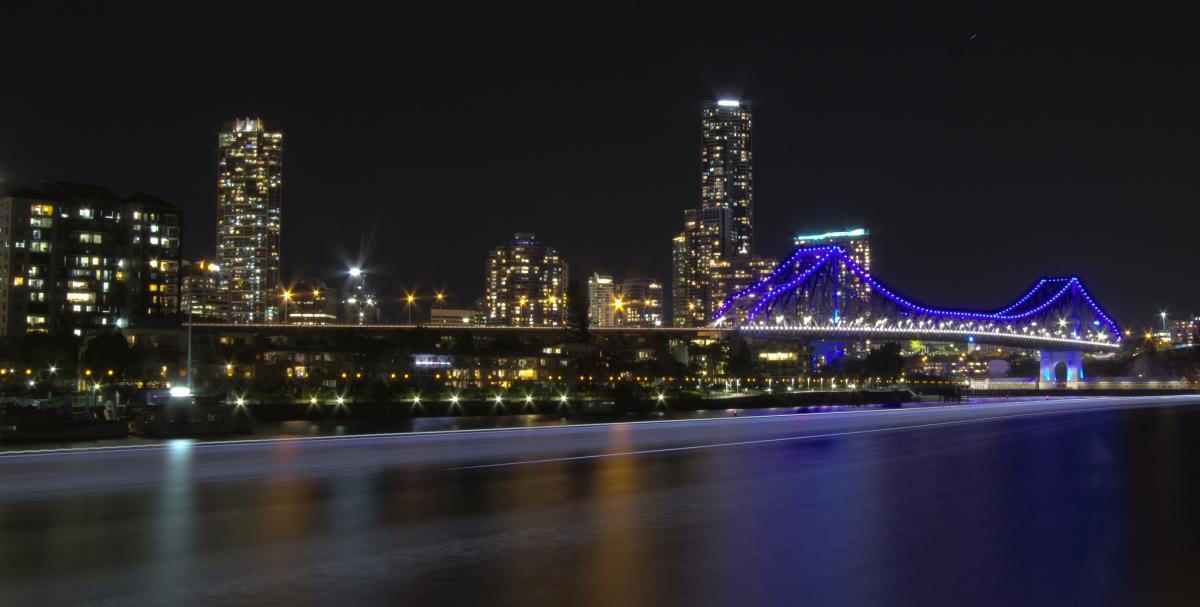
[714,245,1121,351]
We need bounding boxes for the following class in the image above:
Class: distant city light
[717,99,740,107]
[349,267,363,277]
[168,386,192,398]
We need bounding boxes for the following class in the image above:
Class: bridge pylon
[1039,349,1083,389]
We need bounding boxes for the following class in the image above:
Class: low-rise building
[429,308,476,326]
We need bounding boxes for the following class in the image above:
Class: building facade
[673,207,729,326]
[216,117,283,324]
[700,100,754,256]
[1172,316,1199,345]
[673,99,756,327]
[429,308,476,326]
[181,259,230,321]
[483,233,567,327]
[587,273,616,328]
[0,183,182,337]
[793,228,872,300]
[708,256,775,324]
[341,270,379,324]
[286,280,338,325]
[616,278,664,327]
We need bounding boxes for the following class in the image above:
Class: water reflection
[2,402,1200,605]
[152,439,196,606]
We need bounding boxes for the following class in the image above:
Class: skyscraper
[483,233,568,327]
[701,100,753,256]
[673,99,756,326]
[216,118,283,324]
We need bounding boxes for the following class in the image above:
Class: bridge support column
[811,341,845,372]
[1039,350,1083,389]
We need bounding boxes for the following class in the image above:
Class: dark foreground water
[2,395,1199,606]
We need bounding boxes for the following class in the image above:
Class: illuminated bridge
[713,244,1122,384]
[185,249,1121,386]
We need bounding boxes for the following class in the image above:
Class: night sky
[2,7,1195,327]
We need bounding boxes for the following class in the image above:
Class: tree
[82,330,136,377]
[723,336,756,377]
[864,342,904,380]
[565,279,589,341]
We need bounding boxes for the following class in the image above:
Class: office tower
[216,117,283,324]
[616,278,664,327]
[793,228,872,299]
[701,99,753,256]
[181,260,231,321]
[0,182,182,337]
[483,232,567,327]
[587,273,616,327]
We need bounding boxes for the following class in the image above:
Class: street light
[406,293,417,324]
[349,267,363,278]
[1161,311,1168,332]
[281,289,292,324]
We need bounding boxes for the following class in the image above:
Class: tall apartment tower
[673,100,755,326]
[216,118,283,324]
[700,100,753,256]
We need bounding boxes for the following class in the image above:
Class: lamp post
[1161,311,1168,333]
[406,294,417,325]
[281,290,292,325]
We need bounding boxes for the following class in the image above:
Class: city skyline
[4,9,1200,606]
[1,8,1196,327]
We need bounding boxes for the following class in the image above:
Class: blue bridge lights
[714,244,1121,351]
